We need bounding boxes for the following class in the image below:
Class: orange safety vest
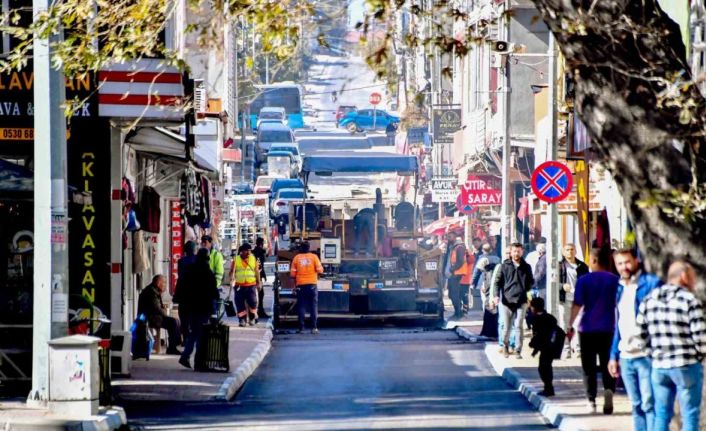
[451,244,469,277]
[461,251,474,285]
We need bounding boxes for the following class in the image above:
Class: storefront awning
[127,126,217,172]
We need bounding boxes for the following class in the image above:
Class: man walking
[447,236,469,319]
[252,237,269,318]
[532,243,547,298]
[608,249,662,431]
[559,243,589,357]
[290,241,324,334]
[568,247,619,414]
[472,243,501,311]
[495,242,534,359]
[201,235,225,287]
[637,261,706,431]
[232,243,261,327]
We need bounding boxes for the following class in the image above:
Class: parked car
[231,181,253,195]
[334,105,357,126]
[266,150,297,178]
[255,122,296,166]
[253,175,277,194]
[338,109,400,132]
[270,178,304,197]
[269,142,302,173]
[256,107,287,130]
[271,188,306,217]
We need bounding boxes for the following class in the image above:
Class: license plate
[425,261,438,271]
[277,262,290,272]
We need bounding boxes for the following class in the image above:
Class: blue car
[338,109,400,132]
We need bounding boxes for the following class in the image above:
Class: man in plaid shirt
[637,261,706,431]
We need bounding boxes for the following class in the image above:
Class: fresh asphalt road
[124,328,551,430]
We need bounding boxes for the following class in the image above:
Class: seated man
[137,275,181,355]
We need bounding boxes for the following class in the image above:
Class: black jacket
[497,258,534,308]
[530,312,558,355]
[252,246,267,280]
[137,284,166,328]
[180,261,219,316]
[559,258,589,303]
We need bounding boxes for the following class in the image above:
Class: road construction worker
[447,236,469,319]
[201,235,225,287]
[231,242,261,327]
[290,241,324,334]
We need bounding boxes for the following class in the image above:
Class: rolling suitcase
[194,321,230,372]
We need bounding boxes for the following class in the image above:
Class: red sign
[369,92,382,105]
[531,160,573,204]
[169,200,182,295]
[459,174,502,206]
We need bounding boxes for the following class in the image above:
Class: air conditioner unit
[194,79,207,113]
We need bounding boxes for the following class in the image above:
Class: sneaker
[178,357,191,369]
[311,328,319,335]
[503,348,510,358]
[514,351,522,359]
[603,389,614,415]
[239,320,247,327]
[587,400,597,414]
[564,349,572,359]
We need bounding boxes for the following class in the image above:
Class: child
[529,297,558,397]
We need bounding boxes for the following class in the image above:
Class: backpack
[550,325,567,359]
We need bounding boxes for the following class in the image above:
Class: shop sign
[432,107,461,144]
[575,160,590,262]
[170,200,182,296]
[407,127,426,145]
[431,175,457,202]
[459,174,502,206]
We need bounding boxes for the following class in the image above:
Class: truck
[271,152,444,326]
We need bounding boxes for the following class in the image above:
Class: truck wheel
[272,281,281,328]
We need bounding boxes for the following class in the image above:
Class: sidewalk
[456,317,634,431]
[0,399,126,431]
[112,284,274,403]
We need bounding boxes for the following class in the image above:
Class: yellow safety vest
[234,255,257,285]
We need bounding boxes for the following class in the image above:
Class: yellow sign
[0,128,33,141]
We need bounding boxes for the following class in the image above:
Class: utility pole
[546,32,560,316]
[500,2,512,255]
[29,0,69,405]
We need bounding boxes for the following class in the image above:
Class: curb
[215,303,275,401]
[0,406,127,431]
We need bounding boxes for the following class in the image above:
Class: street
[124,327,549,430]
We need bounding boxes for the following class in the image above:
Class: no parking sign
[531,161,573,203]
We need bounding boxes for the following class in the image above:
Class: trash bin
[48,335,101,416]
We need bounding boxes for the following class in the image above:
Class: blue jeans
[497,303,517,349]
[652,362,703,431]
[620,356,654,431]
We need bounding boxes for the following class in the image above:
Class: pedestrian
[495,242,534,359]
[290,241,324,334]
[471,243,501,311]
[385,121,396,145]
[529,296,558,397]
[459,244,474,314]
[532,243,547,298]
[567,247,620,414]
[173,240,197,339]
[608,248,662,431]
[525,238,547,274]
[179,248,219,369]
[447,236,469,319]
[490,246,515,350]
[559,243,589,357]
[232,243,261,327]
[637,260,706,431]
[137,275,181,355]
[201,235,225,287]
[252,237,270,319]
